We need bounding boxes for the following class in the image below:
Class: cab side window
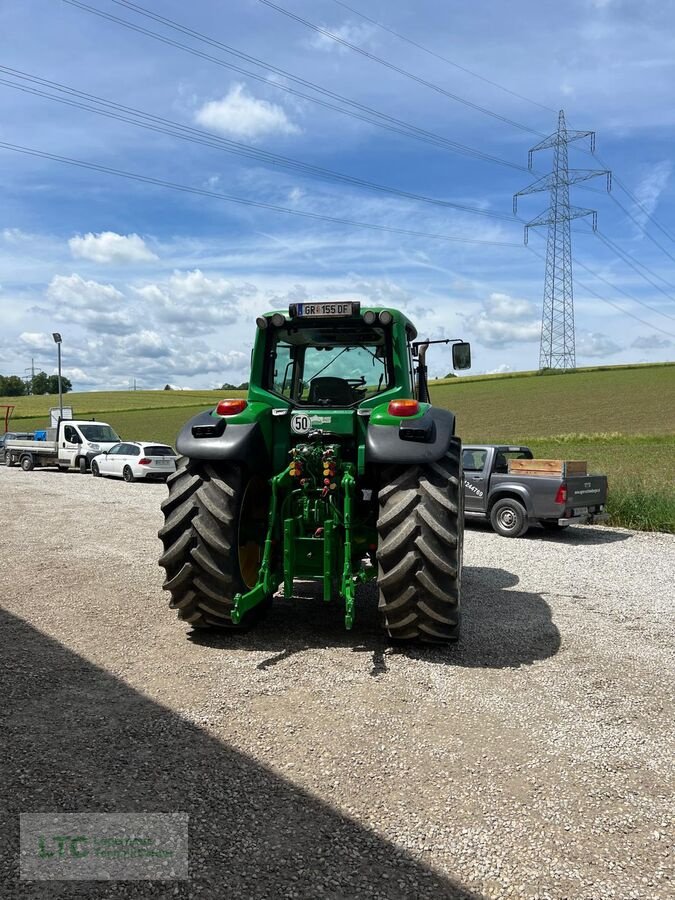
[64,425,79,443]
[463,449,487,471]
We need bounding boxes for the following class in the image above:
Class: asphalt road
[1,466,673,899]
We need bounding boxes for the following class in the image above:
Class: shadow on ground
[0,608,481,900]
[190,565,561,673]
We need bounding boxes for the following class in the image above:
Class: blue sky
[1,0,674,390]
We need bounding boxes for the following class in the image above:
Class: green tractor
[159,302,471,643]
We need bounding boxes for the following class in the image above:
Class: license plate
[574,506,589,515]
[155,460,170,466]
[296,302,353,317]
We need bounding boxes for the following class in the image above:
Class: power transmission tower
[514,110,611,369]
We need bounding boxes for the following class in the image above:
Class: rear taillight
[555,484,567,504]
[216,398,247,416]
[388,399,420,417]
[139,458,151,465]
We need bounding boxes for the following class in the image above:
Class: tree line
[0,372,73,397]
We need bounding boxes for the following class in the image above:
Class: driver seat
[307,377,354,405]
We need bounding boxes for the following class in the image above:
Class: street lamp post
[52,333,63,422]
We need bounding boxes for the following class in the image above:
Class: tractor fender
[176,410,267,465]
[365,408,456,465]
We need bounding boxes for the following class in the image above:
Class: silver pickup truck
[463,444,609,537]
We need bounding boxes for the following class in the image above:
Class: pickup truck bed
[463,444,608,537]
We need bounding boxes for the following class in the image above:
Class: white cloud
[631,334,672,349]
[69,232,158,264]
[576,331,622,357]
[47,273,124,307]
[310,21,376,53]
[134,269,255,329]
[44,274,133,335]
[19,332,56,352]
[487,364,514,374]
[632,161,672,232]
[195,84,300,139]
[468,292,541,348]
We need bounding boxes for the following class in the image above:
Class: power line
[566,130,675,249]
[574,249,675,323]
[0,140,522,247]
[63,0,531,174]
[592,228,675,308]
[327,0,556,115]
[605,168,675,246]
[0,66,519,224]
[255,0,544,136]
[527,241,675,338]
[606,191,675,264]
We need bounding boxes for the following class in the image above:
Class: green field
[3,362,673,532]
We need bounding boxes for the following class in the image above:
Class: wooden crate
[507,458,587,477]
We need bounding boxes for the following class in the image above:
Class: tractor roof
[262,305,418,340]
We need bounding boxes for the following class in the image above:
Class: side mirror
[452,341,472,370]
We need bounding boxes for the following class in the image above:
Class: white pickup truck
[5,419,121,473]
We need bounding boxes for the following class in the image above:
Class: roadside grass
[603,483,675,534]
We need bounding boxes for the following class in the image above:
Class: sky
[1,0,674,390]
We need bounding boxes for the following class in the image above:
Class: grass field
[3,363,673,532]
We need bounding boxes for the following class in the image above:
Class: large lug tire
[376,439,463,644]
[490,498,529,538]
[158,458,271,630]
[20,455,34,472]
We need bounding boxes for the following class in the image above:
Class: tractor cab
[249,302,470,411]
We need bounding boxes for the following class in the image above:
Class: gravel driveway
[1,466,673,900]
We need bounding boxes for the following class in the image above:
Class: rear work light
[138,458,152,465]
[216,399,248,416]
[388,399,420,417]
[555,484,568,504]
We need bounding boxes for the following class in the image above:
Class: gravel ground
[1,465,673,900]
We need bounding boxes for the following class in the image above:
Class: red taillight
[388,399,420,417]
[216,398,247,416]
[555,484,567,504]
[139,458,151,465]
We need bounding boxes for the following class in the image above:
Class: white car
[90,441,177,482]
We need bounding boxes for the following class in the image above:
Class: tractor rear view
[159,303,471,643]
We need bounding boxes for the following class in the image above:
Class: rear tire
[123,466,135,483]
[376,439,463,644]
[158,458,271,630]
[490,498,528,538]
[20,455,34,472]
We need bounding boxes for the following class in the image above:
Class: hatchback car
[90,442,177,482]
